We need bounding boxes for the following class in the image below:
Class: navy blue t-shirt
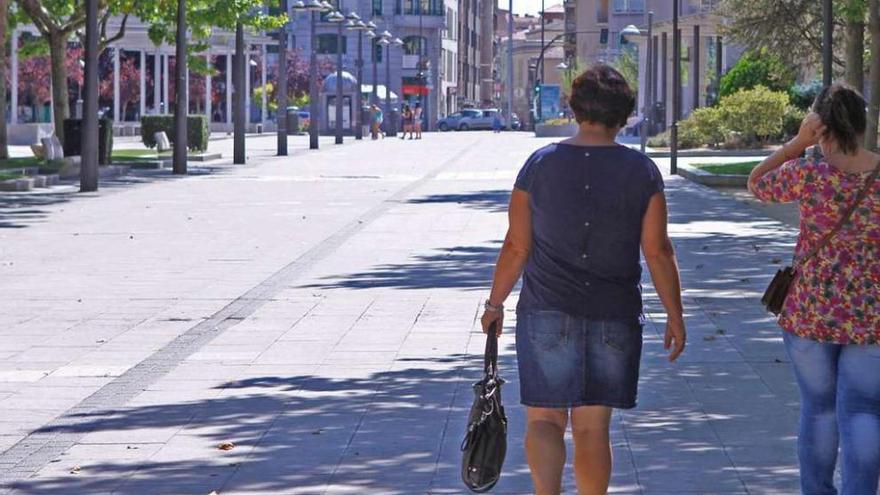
[514,143,665,324]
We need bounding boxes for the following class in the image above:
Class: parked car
[436,108,503,131]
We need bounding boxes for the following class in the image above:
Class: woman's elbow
[503,238,531,259]
[643,237,675,261]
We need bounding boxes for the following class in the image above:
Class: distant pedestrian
[370,105,384,139]
[413,103,423,139]
[401,103,413,140]
[749,83,880,495]
[479,64,686,495]
[492,111,503,133]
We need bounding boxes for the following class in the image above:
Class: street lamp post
[292,0,330,150]
[327,8,345,144]
[81,0,98,192]
[671,0,680,175]
[346,14,368,140]
[276,0,289,156]
[366,21,378,106]
[534,30,601,122]
[173,0,188,174]
[233,21,246,164]
[622,11,653,153]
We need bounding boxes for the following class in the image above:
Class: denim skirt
[515,310,643,409]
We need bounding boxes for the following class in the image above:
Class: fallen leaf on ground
[70,465,81,474]
[703,335,716,341]
[218,441,235,451]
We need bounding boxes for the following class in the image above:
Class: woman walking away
[413,102,423,139]
[749,83,880,495]
[371,105,384,139]
[480,64,686,495]
[400,103,412,139]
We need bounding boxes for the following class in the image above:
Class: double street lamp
[621,12,654,154]
[292,0,333,150]
[345,13,371,141]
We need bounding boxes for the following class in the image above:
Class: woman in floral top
[749,84,880,495]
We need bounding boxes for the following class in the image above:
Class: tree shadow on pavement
[7,352,537,495]
[0,165,232,229]
[406,189,511,213]
[302,241,502,291]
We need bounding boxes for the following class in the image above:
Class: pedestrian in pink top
[749,83,880,495]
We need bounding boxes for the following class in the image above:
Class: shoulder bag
[762,160,880,315]
[461,323,507,492]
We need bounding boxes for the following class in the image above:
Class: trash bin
[387,109,400,137]
[286,106,300,135]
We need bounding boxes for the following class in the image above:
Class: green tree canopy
[718,49,796,98]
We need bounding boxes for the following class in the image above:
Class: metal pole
[309,12,319,149]
[277,0,288,155]
[823,0,833,86]
[540,0,545,84]
[671,0,680,175]
[372,38,378,105]
[355,30,363,139]
[233,22,246,164]
[507,0,513,130]
[641,11,653,153]
[385,43,393,137]
[692,24,700,110]
[538,0,545,122]
[715,36,722,105]
[80,0,99,192]
[173,0,188,174]
[335,18,344,144]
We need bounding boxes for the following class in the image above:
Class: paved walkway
[0,132,806,494]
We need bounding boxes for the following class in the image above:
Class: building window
[372,0,382,15]
[317,34,347,54]
[403,36,428,56]
[597,0,608,23]
[612,0,644,12]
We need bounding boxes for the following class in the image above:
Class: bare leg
[570,406,613,495]
[525,407,568,495]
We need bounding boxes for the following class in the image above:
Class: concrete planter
[534,123,577,138]
[0,177,35,192]
[678,164,749,188]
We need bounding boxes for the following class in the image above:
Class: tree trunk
[0,0,8,160]
[846,20,865,92]
[48,32,70,146]
[867,0,880,150]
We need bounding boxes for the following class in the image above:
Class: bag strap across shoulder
[797,158,880,268]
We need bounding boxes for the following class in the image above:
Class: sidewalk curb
[677,163,749,187]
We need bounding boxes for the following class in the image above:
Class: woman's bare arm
[481,189,532,335]
[641,192,686,361]
[748,113,823,196]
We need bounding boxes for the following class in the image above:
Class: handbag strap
[797,159,880,268]
[483,323,498,375]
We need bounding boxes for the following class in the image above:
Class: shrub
[685,107,727,148]
[543,118,573,126]
[788,80,823,110]
[645,129,699,149]
[62,118,114,165]
[140,115,210,152]
[719,50,796,98]
[718,85,789,144]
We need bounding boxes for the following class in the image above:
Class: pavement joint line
[0,138,483,489]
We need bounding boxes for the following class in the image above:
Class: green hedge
[140,115,209,152]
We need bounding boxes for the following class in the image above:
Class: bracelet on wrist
[484,300,504,313]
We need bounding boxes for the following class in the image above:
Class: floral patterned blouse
[753,156,880,345]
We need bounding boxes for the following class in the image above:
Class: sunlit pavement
[0,131,806,494]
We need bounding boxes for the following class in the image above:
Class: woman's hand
[793,113,826,151]
[664,317,686,362]
[481,309,504,337]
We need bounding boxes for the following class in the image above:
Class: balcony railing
[394,1,444,15]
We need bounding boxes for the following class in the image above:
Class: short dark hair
[812,83,867,155]
[568,64,635,128]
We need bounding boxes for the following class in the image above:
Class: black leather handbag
[761,161,880,315]
[461,324,507,493]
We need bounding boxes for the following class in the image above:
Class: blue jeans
[784,332,880,495]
